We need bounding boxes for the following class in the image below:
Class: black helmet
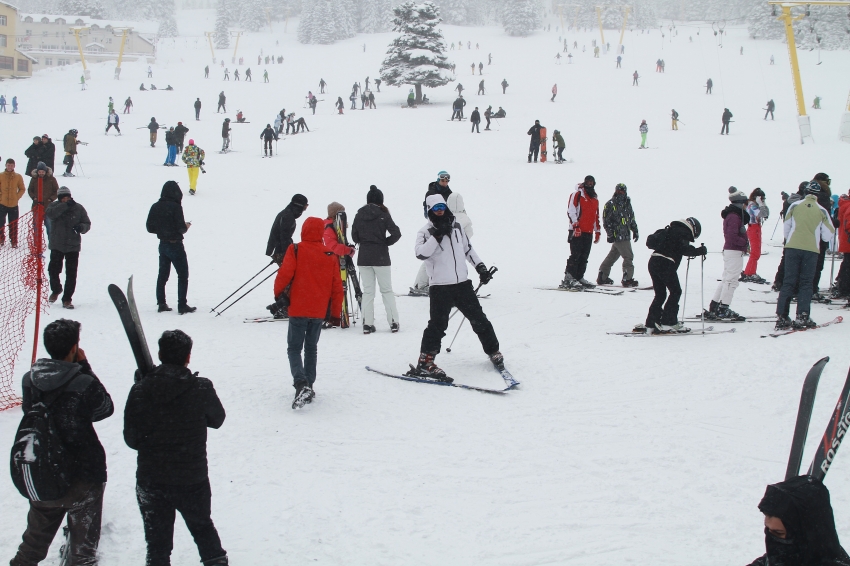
[224,118,230,122]
[69,129,78,135]
[807,181,822,195]
[615,183,627,192]
[151,117,156,121]
[686,217,701,239]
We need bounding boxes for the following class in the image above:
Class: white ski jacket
[446,192,473,237]
[415,195,483,286]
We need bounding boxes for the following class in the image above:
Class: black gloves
[633,232,639,243]
[696,244,707,256]
[429,222,452,241]
[476,263,493,284]
[428,226,443,242]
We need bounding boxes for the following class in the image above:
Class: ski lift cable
[750,34,771,97]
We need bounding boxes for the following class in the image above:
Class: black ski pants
[451,109,461,120]
[136,480,226,566]
[64,154,75,175]
[566,232,593,280]
[646,255,682,328]
[264,139,273,154]
[48,250,79,301]
[773,248,786,289]
[837,254,850,296]
[721,121,730,135]
[813,240,828,291]
[0,204,20,245]
[156,241,189,307]
[471,121,480,133]
[421,280,499,356]
[528,140,540,161]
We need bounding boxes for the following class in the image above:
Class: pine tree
[379,1,453,104]
[440,0,469,25]
[333,0,357,40]
[214,0,230,48]
[360,0,393,33]
[502,0,540,37]
[297,0,315,43]
[58,0,87,14]
[240,0,267,32]
[747,1,786,41]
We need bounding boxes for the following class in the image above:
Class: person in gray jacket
[46,186,91,309]
[351,185,402,334]
[597,183,639,287]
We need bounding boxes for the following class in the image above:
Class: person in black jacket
[470,107,481,133]
[10,318,113,566]
[194,98,202,120]
[260,124,276,156]
[174,122,189,152]
[266,193,309,264]
[352,185,402,333]
[46,187,91,309]
[146,181,194,313]
[39,134,56,171]
[24,136,43,177]
[527,120,543,162]
[643,217,706,333]
[124,329,228,566]
[148,117,160,147]
[721,108,733,135]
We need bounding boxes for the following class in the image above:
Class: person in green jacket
[552,130,566,163]
[775,181,835,330]
[407,89,415,107]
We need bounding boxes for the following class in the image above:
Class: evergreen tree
[360,0,393,33]
[333,0,357,40]
[379,1,453,104]
[502,0,540,37]
[747,1,786,40]
[58,0,87,14]
[240,0,267,32]
[214,0,230,48]
[440,0,469,25]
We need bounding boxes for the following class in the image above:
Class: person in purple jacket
[705,187,749,321]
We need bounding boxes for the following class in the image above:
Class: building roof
[16,49,38,62]
[18,13,158,35]
[0,1,20,12]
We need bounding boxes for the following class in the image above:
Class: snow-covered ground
[1,12,850,564]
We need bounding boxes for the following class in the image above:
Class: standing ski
[108,276,154,382]
[785,357,830,480]
[808,364,850,481]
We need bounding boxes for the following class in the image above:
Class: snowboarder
[527,120,543,162]
[46,186,91,309]
[597,183,639,286]
[706,78,713,94]
[764,99,775,120]
[221,118,231,152]
[470,107,481,133]
[319,78,326,93]
[721,108,732,134]
[451,95,466,120]
[164,127,177,166]
[411,194,502,381]
[775,181,834,330]
[194,98,202,120]
[478,80,485,95]
[633,71,639,85]
[124,96,133,113]
[147,117,160,147]
[174,122,189,152]
[146,180,194,312]
[501,79,508,94]
[123,329,227,565]
[217,91,226,113]
[741,188,769,284]
[671,109,679,130]
[179,139,203,192]
[551,84,557,102]
[552,129,566,162]
[704,188,749,322]
[560,176,601,289]
[266,194,309,266]
[639,120,648,148]
[236,110,246,123]
[105,110,120,135]
[261,124,276,156]
[336,97,344,114]
[643,217,706,333]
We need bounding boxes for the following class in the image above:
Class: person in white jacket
[409,194,501,381]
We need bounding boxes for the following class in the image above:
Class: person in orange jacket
[273,217,344,409]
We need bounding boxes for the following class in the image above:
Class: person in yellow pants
[181,139,205,195]
[671,109,679,130]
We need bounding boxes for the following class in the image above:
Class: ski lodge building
[0,1,34,78]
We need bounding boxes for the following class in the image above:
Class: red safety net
[0,209,48,411]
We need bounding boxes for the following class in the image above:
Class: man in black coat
[266,193,308,264]
[470,107,481,133]
[10,318,113,566]
[194,98,202,120]
[39,134,56,171]
[721,108,733,135]
[260,124,276,156]
[46,186,91,309]
[527,120,543,162]
[146,181,194,313]
[24,136,43,177]
[174,122,189,152]
[124,329,228,566]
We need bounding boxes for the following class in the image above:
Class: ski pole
[446,317,466,352]
[681,256,691,325]
[448,267,497,321]
[830,230,837,287]
[210,260,275,313]
[215,269,277,316]
[700,244,705,335]
[75,156,85,177]
[770,215,781,240]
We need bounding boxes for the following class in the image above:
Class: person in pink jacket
[705,188,749,321]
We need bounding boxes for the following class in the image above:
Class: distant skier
[263,70,269,83]
[261,124,276,156]
[0,94,5,111]
[221,118,231,152]
[375,78,381,92]
[484,106,493,130]
[12,96,18,113]
[721,108,733,135]
[245,68,252,81]
[596,183,639,287]
[407,90,415,108]
[164,127,177,166]
[478,80,485,95]
[194,98,202,120]
[552,129,566,162]
[217,91,226,113]
[139,83,146,91]
[456,83,464,95]
[105,110,121,135]
[812,96,821,109]
[671,109,679,130]
[107,97,114,113]
[639,120,648,148]
[124,96,133,113]
[551,84,557,102]
[224,68,229,80]
[560,176,601,289]
[616,55,621,68]
[706,78,713,94]
[478,62,483,74]
[492,107,506,118]
[451,95,466,120]
[204,65,209,78]
[527,120,543,162]
[147,65,152,77]
[368,91,376,109]
[770,54,775,65]
[704,188,749,322]
[633,71,639,86]
[336,97,344,114]
[741,188,770,284]
[501,79,508,94]
[764,99,775,120]
[470,107,481,133]
[147,117,160,147]
[470,62,475,74]
[319,78,326,93]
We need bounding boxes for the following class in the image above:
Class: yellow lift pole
[113,27,131,79]
[618,5,630,49]
[231,30,242,63]
[204,31,215,62]
[70,27,90,80]
[595,6,605,46]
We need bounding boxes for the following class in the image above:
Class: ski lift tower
[595,6,606,51]
[112,27,132,79]
[768,0,850,144]
[70,26,91,80]
[230,30,243,64]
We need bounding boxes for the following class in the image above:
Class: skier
[360,91,367,110]
[123,329,228,566]
[102,110,120,136]
[451,95,466,120]
[639,120,648,148]
[350,91,357,110]
[812,96,821,109]
[656,58,662,72]
[764,99,775,120]
[560,176,601,289]
[220,118,231,152]
[217,91,226,113]
[352,82,360,97]
[164,127,177,166]
[720,108,733,135]
[704,188,749,321]
[375,78,381,92]
[223,68,230,80]
[204,65,209,78]
[478,62,483,74]
[671,109,679,130]
[835,189,850,300]
[470,107,481,133]
[552,129,566,162]
[181,139,205,196]
[147,65,152,77]
[484,106,493,130]
[551,84,557,102]
[263,69,269,83]
[616,54,621,68]
[107,97,114,114]
[706,78,713,94]
[261,124,276,157]
[11,96,18,113]
[9,319,113,566]
[642,217,706,333]
[352,186,401,334]
[46,187,91,309]
[811,173,835,299]
[147,117,160,147]
[407,90,415,108]
[501,79,508,94]
[470,62,475,74]
[139,83,146,91]
[319,78,326,93]
[174,122,189,153]
[527,120,543,162]
[245,68,252,81]
[770,54,775,65]
[365,76,370,90]
[267,194,309,265]
[124,96,133,113]
[336,97,344,114]
[745,476,850,566]
[234,69,240,81]
[295,116,309,133]
[146,180,195,313]
[0,94,5,111]
[62,129,81,178]
[596,183,639,287]
[632,71,639,86]
[368,91,376,109]
[455,83,464,95]
[741,189,770,284]
[478,80,485,95]
[410,194,502,381]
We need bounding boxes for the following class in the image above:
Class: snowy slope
[1,13,850,565]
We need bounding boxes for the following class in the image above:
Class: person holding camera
[46,187,91,309]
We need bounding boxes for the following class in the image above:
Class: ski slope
[1,11,850,565]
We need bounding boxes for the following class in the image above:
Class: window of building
[17,59,29,72]
[90,24,99,30]
[24,16,33,23]
[41,17,49,23]
[0,56,13,70]
[0,34,6,47]
[25,30,32,36]
[56,18,65,25]
[75,19,84,25]
[0,15,7,26]
[45,58,53,65]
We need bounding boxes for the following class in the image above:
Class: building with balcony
[0,1,34,78]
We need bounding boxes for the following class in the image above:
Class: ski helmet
[807,181,822,195]
[686,217,701,239]
[584,175,596,185]
[151,117,156,121]
[615,183,627,192]
[225,118,230,122]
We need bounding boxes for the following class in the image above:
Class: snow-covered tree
[333,0,357,40]
[214,0,230,48]
[747,1,787,40]
[239,0,267,32]
[502,0,541,37]
[380,1,453,104]
[298,0,357,43]
[360,0,393,33]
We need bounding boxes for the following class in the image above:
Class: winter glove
[72,224,83,234]
[428,226,444,242]
[594,232,601,244]
[348,246,356,257]
[271,252,284,265]
[476,263,493,285]
[696,244,707,256]
[633,232,639,243]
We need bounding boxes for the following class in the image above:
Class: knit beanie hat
[367,185,384,205]
[584,175,596,184]
[290,193,308,208]
[36,162,47,172]
[728,186,747,203]
[327,201,345,219]
[57,186,71,198]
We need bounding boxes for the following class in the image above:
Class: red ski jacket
[838,196,850,254]
[274,217,343,319]
[322,218,355,257]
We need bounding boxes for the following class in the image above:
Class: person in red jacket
[835,190,850,301]
[561,175,601,289]
[273,217,344,409]
[323,202,355,327]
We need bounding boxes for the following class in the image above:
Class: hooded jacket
[146,181,187,241]
[722,203,749,251]
[45,197,91,252]
[25,142,44,176]
[266,201,305,258]
[181,144,205,168]
[568,183,601,234]
[784,195,835,254]
[63,133,78,156]
[27,168,60,207]
[470,109,481,124]
[838,195,850,254]
[722,109,733,123]
[174,123,189,142]
[40,138,56,171]
[446,192,473,237]
[415,195,483,286]
[22,358,114,483]
[352,204,401,266]
[273,217,344,318]
[650,220,701,267]
[602,191,638,242]
[0,169,26,208]
[528,124,543,142]
[123,364,225,486]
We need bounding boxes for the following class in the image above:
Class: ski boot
[189,189,196,195]
[749,274,768,285]
[577,278,596,288]
[792,312,817,330]
[363,325,377,334]
[407,352,453,383]
[702,300,720,320]
[597,274,614,286]
[391,322,400,333]
[655,321,691,334]
[178,304,197,314]
[632,323,647,334]
[716,303,745,322]
[558,273,583,290]
[292,384,315,409]
[489,351,505,371]
[622,279,639,288]
[774,315,792,331]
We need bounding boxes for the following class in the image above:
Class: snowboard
[540,127,547,163]
[108,276,154,382]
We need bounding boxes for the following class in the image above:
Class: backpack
[10,375,78,501]
[645,227,668,251]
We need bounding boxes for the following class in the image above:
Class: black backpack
[645,226,668,251]
[10,375,78,501]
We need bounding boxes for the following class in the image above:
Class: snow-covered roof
[18,13,158,35]
[15,49,37,62]
[85,42,105,48]
[0,1,20,12]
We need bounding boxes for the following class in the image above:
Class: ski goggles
[438,174,451,182]
[430,203,448,212]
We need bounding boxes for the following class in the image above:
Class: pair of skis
[333,211,363,328]
[107,277,154,382]
[535,286,624,296]
[365,365,519,395]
